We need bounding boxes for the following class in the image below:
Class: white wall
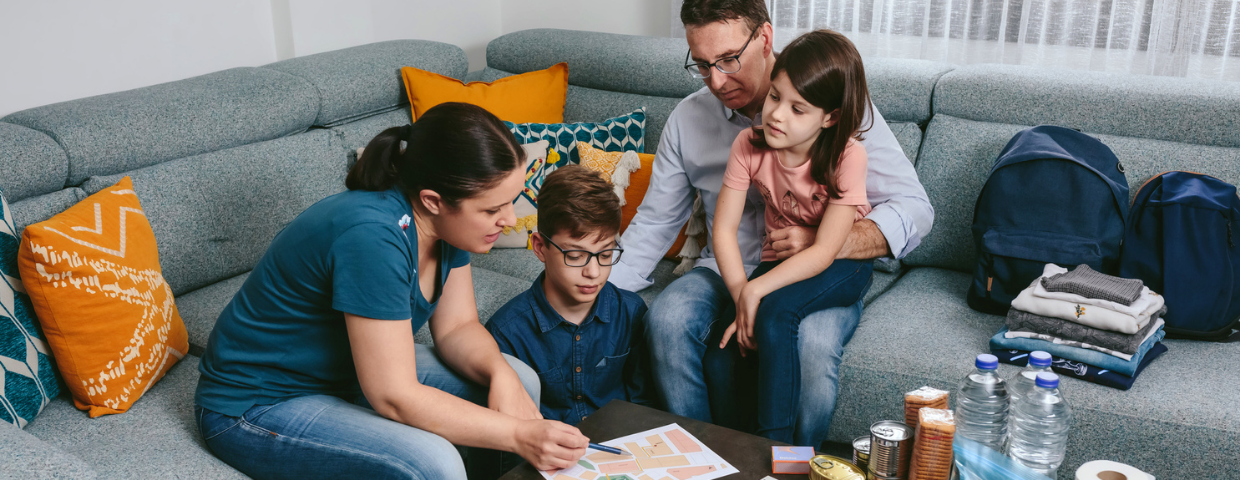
[0,0,673,117]
[0,0,279,117]
[501,0,673,38]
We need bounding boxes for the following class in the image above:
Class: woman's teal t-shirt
[195,188,469,416]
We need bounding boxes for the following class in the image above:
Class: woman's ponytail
[346,125,409,191]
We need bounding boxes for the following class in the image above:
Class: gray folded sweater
[1005,307,1163,354]
[1041,264,1144,305]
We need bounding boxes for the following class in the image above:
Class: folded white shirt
[1032,264,1163,318]
[1005,318,1165,361]
[1012,266,1165,334]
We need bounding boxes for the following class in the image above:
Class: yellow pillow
[18,177,188,417]
[577,142,699,262]
[401,63,569,123]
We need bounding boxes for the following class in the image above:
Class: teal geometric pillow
[0,188,60,427]
[505,108,646,165]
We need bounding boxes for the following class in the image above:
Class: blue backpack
[1120,171,1240,340]
[967,126,1130,315]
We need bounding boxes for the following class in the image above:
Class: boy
[487,165,657,425]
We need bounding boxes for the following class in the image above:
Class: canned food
[868,420,914,479]
[808,454,866,480]
[852,435,871,473]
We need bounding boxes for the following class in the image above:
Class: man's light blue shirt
[610,87,934,291]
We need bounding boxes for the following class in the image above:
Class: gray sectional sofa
[1,28,1236,479]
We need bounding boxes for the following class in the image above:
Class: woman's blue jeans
[195,345,539,480]
[750,258,873,443]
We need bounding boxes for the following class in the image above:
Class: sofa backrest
[1,39,469,296]
[2,68,321,187]
[904,64,1240,272]
[265,39,468,127]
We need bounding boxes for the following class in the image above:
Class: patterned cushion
[17,177,188,417]
[505,108,647,165]
[494,140,561,248]
[0,188,60,427]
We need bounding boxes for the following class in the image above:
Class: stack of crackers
[904,386,949,432]
[908,408,955,480]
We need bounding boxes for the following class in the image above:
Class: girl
[713,30,875,443]
[194,103,589,479]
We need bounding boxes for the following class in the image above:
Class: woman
[194,103,589,479]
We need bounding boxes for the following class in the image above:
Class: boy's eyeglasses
[684,28,759,79]
[540,233,624,267]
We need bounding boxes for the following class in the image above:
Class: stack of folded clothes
[989,264,1169,390]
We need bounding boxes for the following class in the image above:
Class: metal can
[808,454,866,480]
[852,435,871,473]
[868,420,913,479]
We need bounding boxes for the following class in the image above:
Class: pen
[588,443,632,456]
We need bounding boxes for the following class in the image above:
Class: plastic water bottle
[1008,351,1053,407]
[955,354,1010,452]
[1008,372,1072,477]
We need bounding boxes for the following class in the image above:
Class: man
[608,0,934,448]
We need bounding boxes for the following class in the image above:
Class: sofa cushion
[176,273,249,357]
[0,123,67,203]
[81,129,347,295]
[18,177,189,418]
[0,422,96,479]
[862,58,953,125]
[3,68,319,186]
[23,356,245,479]
[887,121,922,165]
[264,40,468,127]
[902,116,1024,271]
[8,189,86,234]
[934,64,1240,149]
[487,29,702,99]
[830,267,1239,478]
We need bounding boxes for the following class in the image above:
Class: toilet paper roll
[1075,460,1154,480]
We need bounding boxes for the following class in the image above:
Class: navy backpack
[967,126,1130,315]
[1120,171,1240,340]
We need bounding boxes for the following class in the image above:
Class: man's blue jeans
[646,266,869,448]
[195,345,539,480]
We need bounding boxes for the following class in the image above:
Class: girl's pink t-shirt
[722,128,871,261]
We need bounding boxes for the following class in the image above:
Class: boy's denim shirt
[486,272,657,425]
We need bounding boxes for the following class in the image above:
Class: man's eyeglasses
[540,233,624,267]
[684,28,759,79]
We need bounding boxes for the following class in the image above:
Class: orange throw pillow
[18,177,188,417]
[401,63,569,123]
[623,152,693,261]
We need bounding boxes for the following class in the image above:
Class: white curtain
[671,0,1239,80]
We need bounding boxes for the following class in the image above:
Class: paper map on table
[540,423,739,480]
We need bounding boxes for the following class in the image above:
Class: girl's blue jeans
[751,258,873,443]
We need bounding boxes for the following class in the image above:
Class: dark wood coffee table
[500,400,816,479]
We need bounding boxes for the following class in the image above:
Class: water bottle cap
[1029,351,1052,367]
[975,354,999,370]
[1035,372,1060,388]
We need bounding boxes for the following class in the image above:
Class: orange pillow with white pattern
[18,177,188,417]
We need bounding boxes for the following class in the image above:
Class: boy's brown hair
[537,165,622,241]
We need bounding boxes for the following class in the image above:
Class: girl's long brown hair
[750,29,872,199]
